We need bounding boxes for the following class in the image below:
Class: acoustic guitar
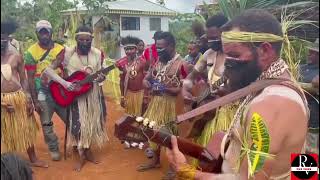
[181,76,226,138]
[114,115,226,173]
[49,64,115,107]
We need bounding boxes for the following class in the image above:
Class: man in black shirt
[299,38,319,154]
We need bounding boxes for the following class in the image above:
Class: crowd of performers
[1,8,319,180]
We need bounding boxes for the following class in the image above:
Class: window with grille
[149,17,161,31]
[121,17,140,30]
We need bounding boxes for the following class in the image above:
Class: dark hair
[121,36,141,46]
[189,40,199,48]
[222,9,283,55]
[1,20,18,35]
[75,25,93,34]
[191,20,205,38]
[138,39,144,44]
[1,153,33,180]
[205,13,228,28]
[153,31,163,40]
[157,31,176,47]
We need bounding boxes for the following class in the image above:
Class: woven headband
[124,44,137,48]
[75,32,93,36]
[222,31,283,43]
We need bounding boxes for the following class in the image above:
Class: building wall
[92,14,170,59]
[119,15,169,57]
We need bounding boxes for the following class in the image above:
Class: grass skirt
[192,102,239,167]
[143,95,178,150]
[1,90,39,153]
[68,85,107,149]
[125,90,144,116]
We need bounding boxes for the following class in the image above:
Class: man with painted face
[117,36,148,116]
[166,9,309,179]
[44,25,107,171]
[1,20,48,168]
[116,36,149,149]
[137,32,188,179]
[24,20,67,161]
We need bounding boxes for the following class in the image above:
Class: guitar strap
[39,43,53,62]
[177,78,290,123]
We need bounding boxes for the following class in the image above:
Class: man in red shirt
[143,31,162,67]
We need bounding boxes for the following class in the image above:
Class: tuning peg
[138,142,144,149]
[131,142,138,147]
[124,141,131,148]
[136,116,144,122]
[143,118,150,126]
[148,121,156,128]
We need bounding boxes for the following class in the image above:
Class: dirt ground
[28,98,171,180]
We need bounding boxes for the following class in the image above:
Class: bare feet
[74,148,86,172]
[137,162,161,172]
[73,159,85,172]
[27,146,49,168]
[30,160,49,168]
[162,168,176,180]
[85,149,99,164]
[67,146,78,157]
[137,155,160,172]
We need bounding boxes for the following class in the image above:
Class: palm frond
[280,3,319,80]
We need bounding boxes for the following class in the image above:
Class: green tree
[1,0,73,44]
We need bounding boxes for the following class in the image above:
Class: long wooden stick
[64,107,70,160]
[177,78,289,123]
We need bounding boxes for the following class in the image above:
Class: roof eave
[61,9,177,16]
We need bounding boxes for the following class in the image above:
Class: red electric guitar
[49,64,115,107]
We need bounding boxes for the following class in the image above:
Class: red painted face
[124,46,137,58]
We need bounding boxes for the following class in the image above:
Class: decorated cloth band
[75,32,93,36]
[222,31,283,43]
[124,44,138,48]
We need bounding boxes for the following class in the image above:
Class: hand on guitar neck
[183,76,227,108]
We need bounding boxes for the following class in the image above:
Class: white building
[62,0,176,58]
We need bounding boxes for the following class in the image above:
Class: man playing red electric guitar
[44,25,107,171]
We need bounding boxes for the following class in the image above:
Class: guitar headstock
[114,115,220,171]
[114,115,156,143]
